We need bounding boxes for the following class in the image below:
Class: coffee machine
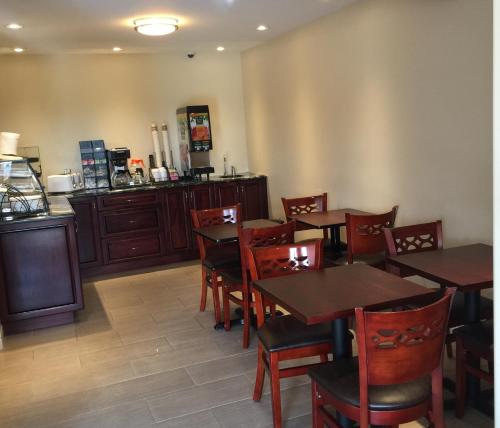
[107,148,132,188]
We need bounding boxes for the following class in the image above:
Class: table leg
[329,225,345,255]
[332,318,354,428]
[464,290,481,401]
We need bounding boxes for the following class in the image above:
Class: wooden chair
[190,204,241,325]
[221,221,296,348]
[335,206,398,268]
[383,221,493,357]
[248,239,345,428]
[455,320,493,418]
[309,288,456,428]
[281,193,329,239]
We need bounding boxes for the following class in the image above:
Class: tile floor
[0,262,493,428]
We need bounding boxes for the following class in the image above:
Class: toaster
[47,173,83,193]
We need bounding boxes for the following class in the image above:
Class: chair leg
[269,352,283,428]
[455,338,466,418]
[199,266,208,312]
[431,366,445,428]
[253,342,266,401]
[223,286,231,331]
[210,270,222,324]
[242,288,251,348]
[311,381,321,428]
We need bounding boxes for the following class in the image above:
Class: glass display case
[0,156,49,221]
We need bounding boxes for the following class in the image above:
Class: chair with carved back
[309,288,455,428]
[221,221,296,348]
[383,221,493,358]
[454,320,493,418]
[335,206,398,268]
[190,204,241,325]
[281,193,329,239]
[248,239,346,428]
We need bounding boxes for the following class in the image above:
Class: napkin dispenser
[47,173,83,193]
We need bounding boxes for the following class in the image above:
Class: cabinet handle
[93,203,96,210]
[129,220,136,224]
[126,199,133,203]
[131,247,137,251]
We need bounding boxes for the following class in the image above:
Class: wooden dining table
[386,243,493,409]
[193,219,281,244]
[253,263,435,428]
[289,208,371,251]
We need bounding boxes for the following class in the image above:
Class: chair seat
[258,315,334,352]
[334,252,386,268]
[454,320,493,354]
[221,266,243,284]
[309,359,431,411]
[417,291,493,327]
[203,244,240,270]
[449,294,493,327]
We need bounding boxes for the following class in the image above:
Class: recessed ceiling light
[216,46,225,52]
[112,47,122,52]
[6,23,22,30]
[13,47,24,53]
[257,25,268,31]
[134,17,178,36]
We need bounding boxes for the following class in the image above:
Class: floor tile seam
[30,377,197,419]
[146,391,254,425]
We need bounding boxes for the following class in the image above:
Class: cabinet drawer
[103,235,163,263]
[97,191,158,210]
[101,208,160,236]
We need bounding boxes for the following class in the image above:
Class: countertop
[0,195,75,225]
[59,172,266,199]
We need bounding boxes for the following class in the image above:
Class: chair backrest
[238,221,296,286]
[356,287,455,386]
[190,204,241,259]
[281,193,328,218]
[355,287,455,426]
[248,239,324,282]
[384,220,443,257]
[345,206,398,263]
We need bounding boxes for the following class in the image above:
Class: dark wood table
[253,264,435,428]
[386,243,493,413]
[386,244,492,323]
[193,219,280,243]
[289,209,371,251]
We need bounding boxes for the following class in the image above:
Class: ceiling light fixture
[6,23,22,30]
[134,17,178,36]
[216,46,225,52]
[13,47,24,53]
[256,25,268,31]
[112,46,122,52]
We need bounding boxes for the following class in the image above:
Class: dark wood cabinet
[239,178,269,220]
[71,197,102,268]
[213,177,269,221]
[0,216,83,334]
[214,181,240,207]
[74,176,268,277]
[164,187,192,253]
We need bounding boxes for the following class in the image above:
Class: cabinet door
[240,177,269,220]
[189,183,214,211]
[70,197,103,268]
[214,181,240,207]
[164,188,192,253]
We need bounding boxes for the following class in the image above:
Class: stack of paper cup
[0,132,20,155]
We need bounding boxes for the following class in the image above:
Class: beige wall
[0,53,248,178]
[242,0,492,246]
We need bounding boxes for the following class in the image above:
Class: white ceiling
[0,0,357,54]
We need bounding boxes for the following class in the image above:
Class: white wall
[0,53,248,178]
[242,0,492,246]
